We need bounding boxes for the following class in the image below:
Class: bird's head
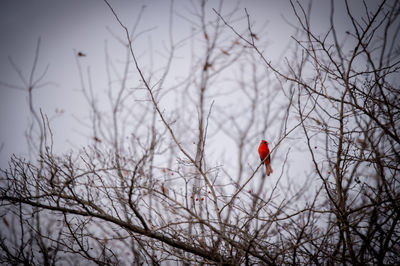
[261,140,269,145]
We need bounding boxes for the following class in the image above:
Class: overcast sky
[0,0,369,168]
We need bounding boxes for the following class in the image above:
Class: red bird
[258,140,273,176]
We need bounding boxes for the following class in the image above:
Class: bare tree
[217,0,400,264]
[1,0,399,265]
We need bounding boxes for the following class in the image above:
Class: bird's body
[258,140,273,176]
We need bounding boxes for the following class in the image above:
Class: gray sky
[0,0,365,168]
[0,0,292,165]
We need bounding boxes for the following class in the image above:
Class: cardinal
[258,140,273,176]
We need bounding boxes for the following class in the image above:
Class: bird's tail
[265,163,273,176]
